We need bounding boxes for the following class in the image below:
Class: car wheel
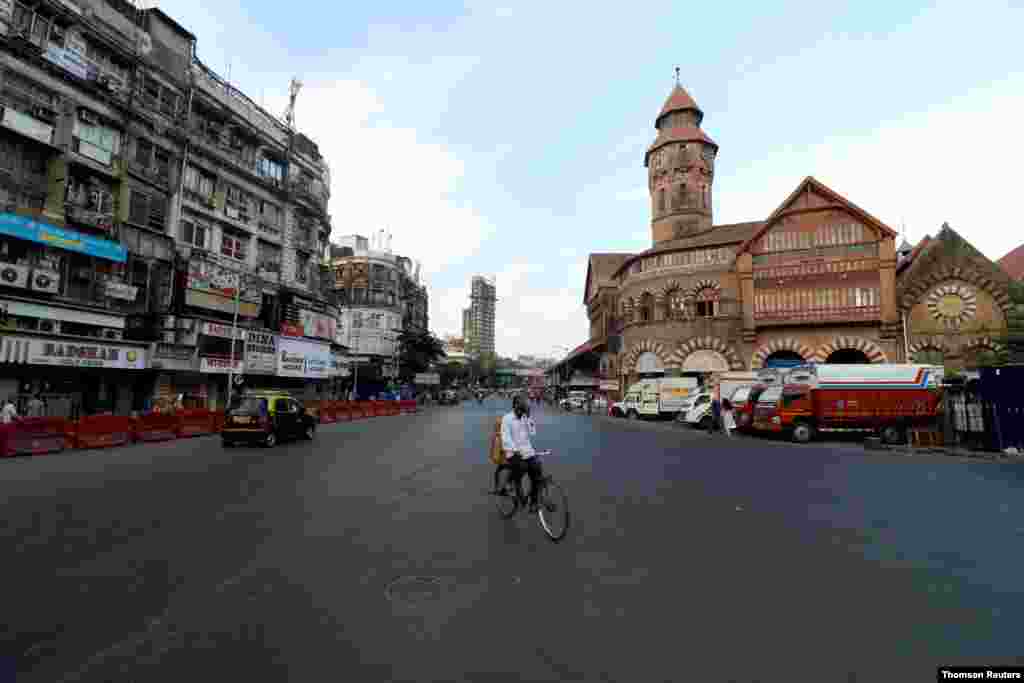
[881,424,906,445]
[304,423,315,440]
[627,410,638,420]
[263,431,277,448]
[699,415,712,430]
[792,422,815,444]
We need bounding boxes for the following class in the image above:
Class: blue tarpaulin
[0,212,127,262]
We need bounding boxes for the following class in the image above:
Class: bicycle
[490,450,570,542]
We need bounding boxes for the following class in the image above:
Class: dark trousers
[496,454,544,505]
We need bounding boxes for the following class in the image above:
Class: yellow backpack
[489,416,506,466]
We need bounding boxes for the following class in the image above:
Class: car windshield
[230,397,268,415]
[759,386,782,403]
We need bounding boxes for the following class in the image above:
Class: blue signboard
[0,213,126,263]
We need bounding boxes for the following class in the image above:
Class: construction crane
[285,77,302,130]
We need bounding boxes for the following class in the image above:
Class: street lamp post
[226,272,246,408]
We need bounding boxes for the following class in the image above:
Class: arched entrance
[763,350,805,369]
[635,351,665,375]
[681,350,730,372]
[826,349,871,364]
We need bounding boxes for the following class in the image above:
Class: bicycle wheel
[493,467,519,519]
[536,478,570,542]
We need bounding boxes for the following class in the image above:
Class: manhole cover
[385,576,444,606]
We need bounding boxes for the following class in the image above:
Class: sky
[160,0,1024,360]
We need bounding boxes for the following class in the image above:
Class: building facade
[327,234,428,389]
[465,274,495,358]
[0,0,337,414]
[554,81,1010,391]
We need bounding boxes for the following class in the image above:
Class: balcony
[183,188,217,211]
[755,304,881,326]
[64,202,115,234]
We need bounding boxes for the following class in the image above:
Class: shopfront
[0,334,148,417]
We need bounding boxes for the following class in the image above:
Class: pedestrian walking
[721,398,735,438]
[1,397,17,424]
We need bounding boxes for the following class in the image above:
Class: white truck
[620,377,700,419]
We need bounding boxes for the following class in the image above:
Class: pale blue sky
[164,0,1024,358]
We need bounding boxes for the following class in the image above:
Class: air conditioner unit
[32,106,56,122]
[39,320,57,333]
[104,329,123,341]
[30,269,61,293]
[0,264,30,289]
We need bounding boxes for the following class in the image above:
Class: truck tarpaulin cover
[796,364,943,389]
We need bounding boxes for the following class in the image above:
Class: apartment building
[0,0,337,414]
[328,234,428,388]
[465,275,495,358]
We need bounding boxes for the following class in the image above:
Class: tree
[396,330,446,381]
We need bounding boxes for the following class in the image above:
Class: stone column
[737,252,755,340]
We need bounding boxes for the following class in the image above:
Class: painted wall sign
[186,256,260,302]
[200,321,246,340]
[0,335,145,369]
[0,213,126,262]
[1,107,54,145]
[184,290,260,317]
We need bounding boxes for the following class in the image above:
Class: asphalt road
[3,398,1024,682]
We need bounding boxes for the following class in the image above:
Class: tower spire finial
[674,66,680,85]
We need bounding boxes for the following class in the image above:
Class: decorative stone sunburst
[926,283,977,328]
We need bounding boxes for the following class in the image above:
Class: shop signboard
[200,321,246,340]
[103,281,138,301]
[245,331,277,374]
[1,107,54,145]
[185,290,260,317]
[150,343,195,372]
[298,309,336,341]
[0,335,146,369]
[0,213,126,262]
[199,355,242,374]
[280,322,304,337]
[277,337,330,379]
[599,380,619,391]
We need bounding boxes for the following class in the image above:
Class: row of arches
[906,336,1004,366]
[623,335,893,375]
[622,279,722,323]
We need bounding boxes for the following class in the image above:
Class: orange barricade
[388,401,401,416]
[355,401,371,419]
[134,413,180,442]
[7,417,70,456]
[400,400,417,414]
[212,410,225,433]
[370,401,384,417]
[320,401,336,424]
[335,401,352,422]
[75,415,132,450]
[178,408,215,437]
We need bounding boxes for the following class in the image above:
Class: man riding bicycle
[494,394,544,512]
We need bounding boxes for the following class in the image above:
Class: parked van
[621,377,699,419]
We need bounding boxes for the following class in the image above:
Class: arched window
[693,286,718,318]
[911,349,944,365]
[640,293,654,322]
[666,289,687,320]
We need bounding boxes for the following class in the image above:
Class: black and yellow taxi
[222,390,317,448]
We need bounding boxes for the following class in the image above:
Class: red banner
[280,322,304,337]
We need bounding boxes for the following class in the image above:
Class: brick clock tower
[645,77,718,245]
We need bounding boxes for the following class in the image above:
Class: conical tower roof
[657,83,703,126]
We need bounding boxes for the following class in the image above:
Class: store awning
[556,337,606,367]
[0,213,127,263]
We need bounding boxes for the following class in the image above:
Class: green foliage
[396,330,446,380]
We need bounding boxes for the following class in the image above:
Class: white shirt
[1,402,17,424]
[501,411,537,459]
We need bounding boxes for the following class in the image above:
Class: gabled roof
[612,221,763,278]
[657,84,703,124]
[584,253,633,303]
[738,176,897,254]
[998,242,1024,280]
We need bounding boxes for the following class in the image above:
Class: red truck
[752,364,944,443]
[733,368,790,433]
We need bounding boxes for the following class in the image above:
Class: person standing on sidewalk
[721,398,735,438]
[1,397,17,424]
[707,383,721,436]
